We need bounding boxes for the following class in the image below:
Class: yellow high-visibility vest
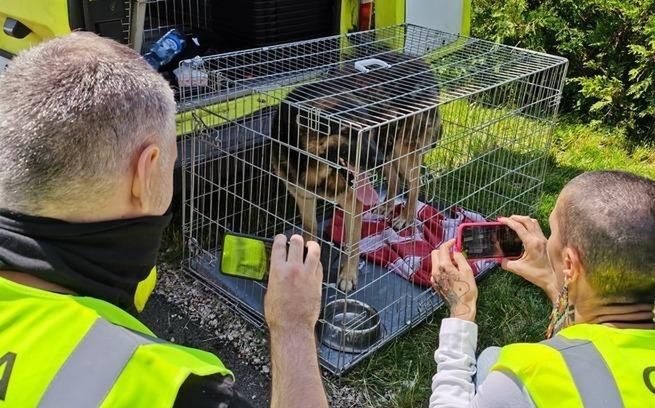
[491,323,655,407]
[0,276,232,407]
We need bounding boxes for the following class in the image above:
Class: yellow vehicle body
[0,1,73,56]
[0,1,469,137]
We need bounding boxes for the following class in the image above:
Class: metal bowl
[319,299,382,353]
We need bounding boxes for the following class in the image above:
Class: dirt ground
[140,273,272,407]
[139,264,370,407]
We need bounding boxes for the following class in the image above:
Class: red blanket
[328,201,497,287]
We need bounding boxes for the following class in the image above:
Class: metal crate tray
[186,212,494,375]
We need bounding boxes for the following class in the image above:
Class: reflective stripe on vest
[491,324,655,407]
[39,318,158,407]
[0,276,232,407]
[541,336,623,408]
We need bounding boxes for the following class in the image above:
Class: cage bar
[180,24,567,375]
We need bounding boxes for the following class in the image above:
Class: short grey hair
[559,171,655,302]
[0,32,176,215]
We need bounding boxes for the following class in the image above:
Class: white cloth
[429,318,535,408]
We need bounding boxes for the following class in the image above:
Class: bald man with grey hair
[0,33,328,408]
[0,32,176,220]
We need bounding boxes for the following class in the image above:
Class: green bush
[472,0,655,143]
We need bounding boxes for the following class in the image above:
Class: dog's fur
[271,51,441,291]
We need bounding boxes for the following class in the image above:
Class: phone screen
[221,234,274,281]
[460,224,523,259]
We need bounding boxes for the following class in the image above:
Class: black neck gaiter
[0,209,172,312]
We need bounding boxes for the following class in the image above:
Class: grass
[422,98,563,219]
[168,97,655,405]
[339,117,655,407]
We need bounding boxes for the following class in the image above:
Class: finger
[287,234,304,263]
[304,240,321,272]
[431,250,448,293]
[452,250,473,275]
[527,217,545,235]
[441,238,456,251]
[271,234,288,264]
[498,217,530,242]
[501,258,519,273]
[314,261,324,280]
[438,239,457,269]
[438,239,456,259]
[509,215,542,233]
[431,249,440,278]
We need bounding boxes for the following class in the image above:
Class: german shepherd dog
[271,51,440,291]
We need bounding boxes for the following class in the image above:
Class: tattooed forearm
[434,266,475,319]
[436,266,463,307]
[431,242,478,321]
[444,289,460,307]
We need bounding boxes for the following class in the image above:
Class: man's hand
[264,234,328,408]
[264,234,322,332]
[431,239,478,321]
[498,216,560,303]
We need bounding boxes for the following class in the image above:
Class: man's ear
[563,246,584,284]
[131,144,161,213]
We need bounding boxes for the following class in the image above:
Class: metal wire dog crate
[180,24,568,375]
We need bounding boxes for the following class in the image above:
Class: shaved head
[557,171,655,301]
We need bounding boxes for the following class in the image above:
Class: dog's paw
[338,276,356,292]
[338,267,358,292]
[391,209,414,230]
[374,201,397,221]
[391,214,408,230]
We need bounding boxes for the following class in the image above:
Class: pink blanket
[328,201,497,287]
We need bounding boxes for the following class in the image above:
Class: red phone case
[455,221,523,262]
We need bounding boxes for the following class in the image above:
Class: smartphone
[455,222,524,261]
[220,233,309,281]
[221,233,274,281]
